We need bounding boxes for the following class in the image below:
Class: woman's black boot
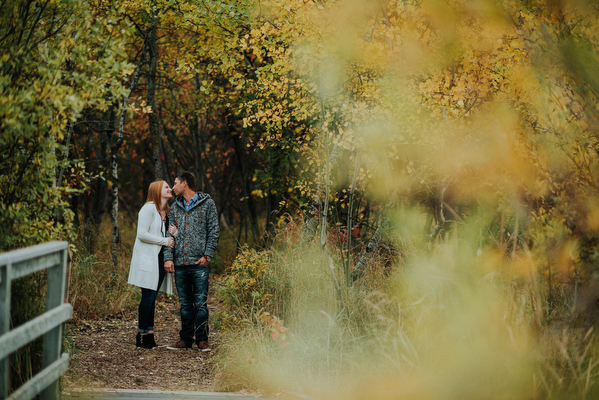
[144,333,157,349]
[137,332,157,348]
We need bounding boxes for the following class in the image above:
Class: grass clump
[68,217,138,319]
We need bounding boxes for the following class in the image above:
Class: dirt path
[62,288,221,393]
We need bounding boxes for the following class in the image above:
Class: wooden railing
[0,241,72,400]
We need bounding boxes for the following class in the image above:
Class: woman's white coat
[128,202,173,294]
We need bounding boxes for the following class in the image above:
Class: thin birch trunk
[231,131,259,243]
[300,144,340,241]
[193,73,206,190]
[147,19,162,180]
[313,95,342,298]
[345,149,359,287]
[511,213,519,258]
[110,31,148,268]
[428,183,449,246]
[320,97,329,248]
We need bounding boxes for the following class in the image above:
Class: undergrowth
[69,218,138,319]
[213,217,599,400]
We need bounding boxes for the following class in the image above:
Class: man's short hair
[177,171,196,191]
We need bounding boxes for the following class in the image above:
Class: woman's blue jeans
[138,251,165,333]
[174,265,209,344]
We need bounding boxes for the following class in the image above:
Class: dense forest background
[3,0,599,398]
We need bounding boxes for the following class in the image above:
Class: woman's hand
[168,223,177,236]
[164,260,175,273]
[168,237,175,248]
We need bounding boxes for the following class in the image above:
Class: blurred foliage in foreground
[215,221,599,399]
[214,0,599,399]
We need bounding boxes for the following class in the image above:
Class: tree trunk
[83,109,113,252]
[110,147,120,269]
[346,149,360,287]
[262,188,280,247]
[262,147,282,247]
[109,32,147,267]
[106,104,120,269]
[428,183,449,247]
[231,131,259,244]
[301,144,341,241]
[320,99,330,248]
[192,74,207,190]
[57,122,74,189]
[147,18,162,180]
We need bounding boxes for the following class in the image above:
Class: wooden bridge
[0,242,268,400]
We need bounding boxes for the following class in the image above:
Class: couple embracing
[127,171,219,351]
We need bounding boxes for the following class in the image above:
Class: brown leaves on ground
[62,288,221,392]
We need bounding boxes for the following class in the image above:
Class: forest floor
[61,275,231,394]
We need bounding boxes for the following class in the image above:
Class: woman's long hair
[146,180,170,214]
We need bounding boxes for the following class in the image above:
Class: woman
[128,180,177,348]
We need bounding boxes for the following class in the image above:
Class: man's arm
[163,205,176,262]
[195,201,219,267]
[204,199,220,258]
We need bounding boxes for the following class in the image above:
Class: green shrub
[217,246,274,313]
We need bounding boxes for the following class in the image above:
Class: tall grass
[69,217,138,319]
[214,211,599,399]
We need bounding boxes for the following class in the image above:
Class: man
[164,171,219,351]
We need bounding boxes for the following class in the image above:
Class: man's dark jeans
[174,264,209,344]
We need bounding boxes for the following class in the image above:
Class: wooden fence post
[0,241,72,400]
[0,261,10,399]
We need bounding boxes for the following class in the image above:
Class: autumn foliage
[3,0,599,398]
